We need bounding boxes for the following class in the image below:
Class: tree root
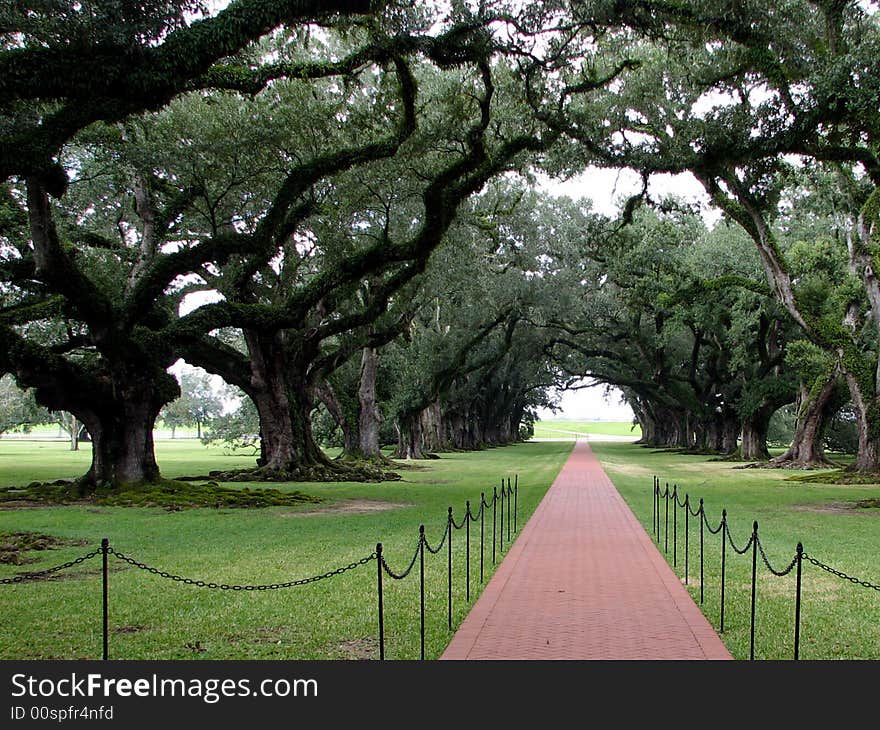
[742,458,838,470]
[786,469,879,485]
[0,479,321,509]
[180,459,402,483]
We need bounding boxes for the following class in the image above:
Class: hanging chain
[702,510,724,535]
[108,548,375,590]
[724,522,754,555]
[755,536,798,577]
[381,542,421,580]
[422,524,449,555]
[803,553,880,592]
[0,549,101,584]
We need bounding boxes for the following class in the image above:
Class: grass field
[0,439,572,660]
[590,442,880,660]
[531,420,640,439]
[4,436,879,660]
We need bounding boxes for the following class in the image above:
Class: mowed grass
[0,439,572,660]
[590,442,880,660]
[532,420,640,439]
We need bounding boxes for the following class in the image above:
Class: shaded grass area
[591,441,880,660]
[532,420,640,439]
[0,439,572,660]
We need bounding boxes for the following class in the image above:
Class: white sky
[537,379,634,422]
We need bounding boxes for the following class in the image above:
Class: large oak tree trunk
[770,377,836,468]
[357,346,383,459]
[420,401,446,452]
[246,330,329,475]
[740,410,772,461]
[73,371,176,489]
[394,412,425,459]
[843,370,880,472]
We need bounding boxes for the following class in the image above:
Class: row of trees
[2,1,879,490]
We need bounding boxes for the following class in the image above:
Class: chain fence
[1,475,519,661]
[652,475,879,660]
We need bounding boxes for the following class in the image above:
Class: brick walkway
[441,441,731,660]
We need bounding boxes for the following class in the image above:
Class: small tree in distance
[160,369,225,439]
[0,376,48,437]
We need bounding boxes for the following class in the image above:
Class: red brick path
[440,441,732,660]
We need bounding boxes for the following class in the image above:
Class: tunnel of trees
[1,0,878,490]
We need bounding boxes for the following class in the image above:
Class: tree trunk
[69,415,79,451]
[357,346,383,459]
[394,413,425,459]
[770,377,836,468]
[314,379,358,456]
[843,370,880,472]
[245,330,329,474]
[633,407,656,445]
[76,376,172,489]
[740,414,771,461]
[420,401,445,452]
[170,425,176,440]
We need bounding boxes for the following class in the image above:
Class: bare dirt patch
[329,637,379,660]
[0,500,47,510]
[113,625,147,635]
[603,462,651,477]
[278,499,412,517]
[0,531,88,565]
[791,502,880,517]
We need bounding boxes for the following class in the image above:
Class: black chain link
[724,522,754,555]
[108,548,374,590]
[687,501,701,517]
[0,549,101,584]
[381,542,421,580]
[469,502,484,522]
[755,536,798,577]
[450,512,466,530]
[702,510,724,535]
[422,524,449,555]
[803,553,880,592]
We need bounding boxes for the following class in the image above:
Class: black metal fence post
[514,474,518,532]
[480,492,485,583]
[699,498,705,605]
[419,525,425,661]
[466,500,471,602]
[794,542,803,660]
[507,477,512,543]
[664,483,669,554]
[653,477,658,542]
[101,537,109,661]
[673,484,678,568]
[376,542,384,661]
[499,481,505,553]
[684,494,689,585]
[492,486,497,565]
[720,509,727,632]
[447,507,453,631]
[750,521,758,660]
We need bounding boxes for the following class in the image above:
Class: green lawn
[0,439,572,660]
[532,420,640,439]
[590,441,880,660]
